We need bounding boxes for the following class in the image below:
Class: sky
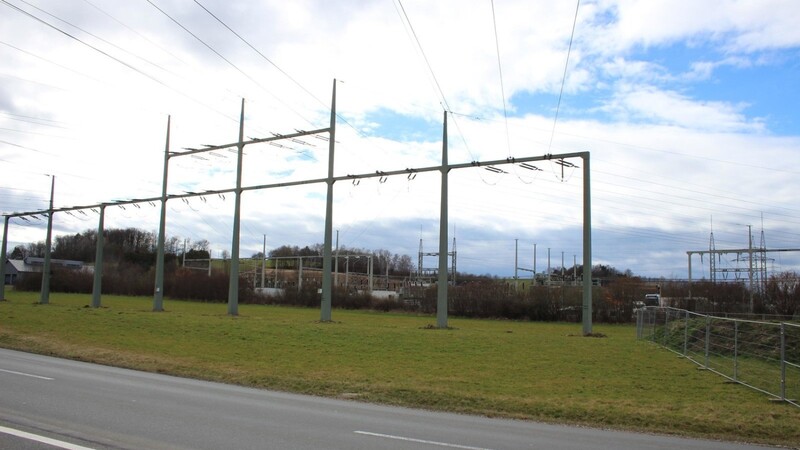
[1,0,799,280]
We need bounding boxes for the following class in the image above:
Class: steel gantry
[1,79,594,334]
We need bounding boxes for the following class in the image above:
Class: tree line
[264,244,414,276]
[12,227,416,278]
[10,228,211,266]
[8,227,797,321]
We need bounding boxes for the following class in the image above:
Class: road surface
[0,348,775,449]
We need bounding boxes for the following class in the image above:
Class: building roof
[5,257,84,274]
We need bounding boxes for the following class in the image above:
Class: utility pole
[573,254,577,284]
[581,153,592,335]
[748,225,754,313]
[436,110,449,329]
[452,236,457,286]
[514,238,519,291]
[334,230,339,287]
[320,79,337,322]
[40,175,55,305]
[153,117,170,312]
[261,234,266,290]
[227,100,245,316]
[0,216,9,300]
[91,204,105,308]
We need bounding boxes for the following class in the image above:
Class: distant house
[3,257,85,285]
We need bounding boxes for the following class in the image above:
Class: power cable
[394,0,451,114]
[490,0,512,158]
[391,1,478,168]
[1,0,174,94]
[146,0,314,129]
[1,40,104,84]
[191,0,322,109]
[0,111,68,129]
[14,0,178,78]
[547,0,580,153]
[2,0,243,129]
[190,1,386,160]
[80,0,188,64]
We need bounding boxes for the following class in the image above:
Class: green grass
[1,291,799,447]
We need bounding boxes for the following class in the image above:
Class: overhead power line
[394,0,451,114]
[192,0,324,109]
[80,0,188,64]
[547,0,581,152]
[147,0,317,128]
[490,0,512,158]
[1,0,172,92]
[12,0,176,78]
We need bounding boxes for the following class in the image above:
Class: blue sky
[1,0,799,281]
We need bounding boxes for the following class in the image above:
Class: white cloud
[1,0,798,278]
[587,0,800,54]
[599,84,765,132]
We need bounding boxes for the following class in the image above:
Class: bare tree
[766,271,800,317]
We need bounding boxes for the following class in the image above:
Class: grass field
[1,291,799,447]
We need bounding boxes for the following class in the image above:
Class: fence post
[780,322,786,402]
[733,320,739,382]
[636,308,642,339]
[651,308,656,342]
[663,308,669,347]
[683,309,689,356]
[704,315,711,369]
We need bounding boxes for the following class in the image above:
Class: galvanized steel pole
[321,79,337,322]
[228,100,246,316]
[687,252,693,299]
[437,111,449,329]
[514,239,519,291]
[39,175,55,305]
[0,216,8,300]
[91,204,105,308]
[581,153,592,335]
[153,117,170,312]
[261,234,266,290]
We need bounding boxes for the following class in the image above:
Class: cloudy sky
[1,0,799,280]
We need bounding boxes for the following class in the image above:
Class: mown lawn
[1,291,798,447]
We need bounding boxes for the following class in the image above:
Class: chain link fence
[636,306,799,408]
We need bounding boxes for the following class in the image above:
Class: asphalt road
[0,348,776,450]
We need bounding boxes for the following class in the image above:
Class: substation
[0,80,594,333]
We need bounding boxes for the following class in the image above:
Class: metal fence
[636,306,799,408]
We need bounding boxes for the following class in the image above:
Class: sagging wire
[513,161,543,185]
[347,174,360,198]
[552,158,578,183]
[490,0,512,159]
[375,171,389,196]
[64,210,91,222]
[484,166,506,174]
[547,0,581,153]
[406,168,417,192]
[180,197,201,213]
[469,161,498,186]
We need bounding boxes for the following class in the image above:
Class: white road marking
[354,430,494,450]
[0,368,54,380]
[0,425,95,450]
